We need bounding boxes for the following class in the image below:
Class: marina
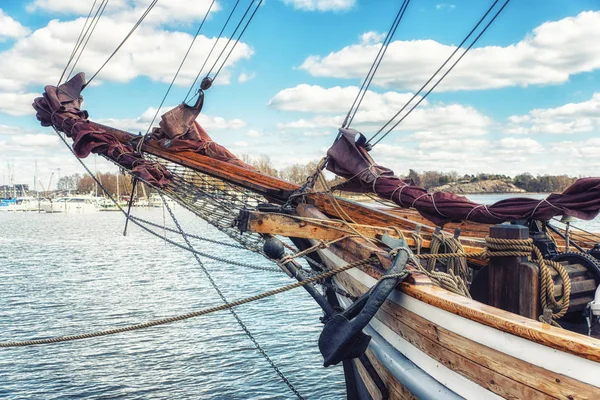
[2,0,600,398]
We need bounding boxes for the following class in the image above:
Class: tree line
[53,158,580,196]
[407,169,578,192]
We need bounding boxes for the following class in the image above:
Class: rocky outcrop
[431,180,526,194]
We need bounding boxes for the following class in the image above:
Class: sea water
[0,208,345,399]
[1,196,598,399]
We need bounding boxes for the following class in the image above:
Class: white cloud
[506,93,600,135]
[360,31,385,45]
[98,106,247,133]
[435,4,455,11]
[282,0,355,12]
[302,131,331,137]
[27,0,220,24]
[272,86,491,138]
[0,9,31,40]
[0,4,249,93]
[238,72,256,83]
[269,84,427,114]
[9,133,59,147]
[246,129,263,137]
[299,11,600,92]
[0,92,39,116]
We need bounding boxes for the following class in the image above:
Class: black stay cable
[368,0,508,147]
[145,0,217,135]
[51,128,304,399]
[67,0,110,81]
[184,0,243,103]
[85,0,159,88]
[204,0,257,79]
[371,0,510,147]
[211,0,263,82]
[344,0,411,129]
[57,0,102,85]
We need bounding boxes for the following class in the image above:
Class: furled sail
[32,73,250,187]
[326,129,600,225]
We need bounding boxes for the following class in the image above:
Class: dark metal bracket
[318,248,409,367]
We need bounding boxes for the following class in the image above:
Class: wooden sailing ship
[32,71,600,399]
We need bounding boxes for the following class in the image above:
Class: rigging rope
[145,0,218,135]
[184,0,243,103]
[211,0,263,82]
[343,0,411,129]
[66,0,110,81]
[161,193,304,399]
[0,257,375,348]
[58,0,102,85]
[182,0,263,95]
[85,0,160,88]
[367,0,510,146]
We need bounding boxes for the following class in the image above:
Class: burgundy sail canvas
[32,73,250,187]
[327,129,600,225]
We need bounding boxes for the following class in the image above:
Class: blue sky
[0,0,599,189]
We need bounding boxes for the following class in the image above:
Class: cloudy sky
[0,0,599,189]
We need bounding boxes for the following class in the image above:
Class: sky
[0,0,599,190]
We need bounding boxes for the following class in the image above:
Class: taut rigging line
[366,0,511,147]
[343,0,412,130]
[145,0,218,135]
[58,0,106,86]
[85,0,160,88]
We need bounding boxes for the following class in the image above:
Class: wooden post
[488,224,531,315]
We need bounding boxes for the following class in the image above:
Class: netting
[144,153,268,253]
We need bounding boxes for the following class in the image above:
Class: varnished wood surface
[401,283,600,363]
[336,271,599,399]
[298,201,600,364]
[243,210,403,241]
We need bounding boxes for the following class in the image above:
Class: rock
[431,180,526,194]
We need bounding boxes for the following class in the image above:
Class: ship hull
[316,245,600,399]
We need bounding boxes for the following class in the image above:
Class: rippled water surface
[0,208,345,399]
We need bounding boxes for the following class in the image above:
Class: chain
[159,193,305,399]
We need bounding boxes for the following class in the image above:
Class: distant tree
[407,169,421,186]
[57,174,81,192]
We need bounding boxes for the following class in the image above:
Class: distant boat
[0,197,40,212]
[148,193,175,208]
[41,196,98,214]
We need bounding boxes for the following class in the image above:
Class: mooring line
[0,258,374,348]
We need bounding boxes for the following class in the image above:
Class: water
[0,208,345,399]
[1,195,598,399]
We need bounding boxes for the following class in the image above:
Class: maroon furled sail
[32,73,172,187]
[32,73,251,187]
[327,129,600,226]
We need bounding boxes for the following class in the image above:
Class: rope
[185,0,243,103]
[0,257,376,348]
[427,233,471,284]
[485,237,571,321]
[145,0,217,135]
[369,0,511,147]
[85,0,159,88]
[205,0,263,83]
[57,0,102,85]
[342,0,411,128]
[160,194,305,399]
[66,0,110,81]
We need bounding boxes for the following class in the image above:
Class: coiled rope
[0,257,375,348]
